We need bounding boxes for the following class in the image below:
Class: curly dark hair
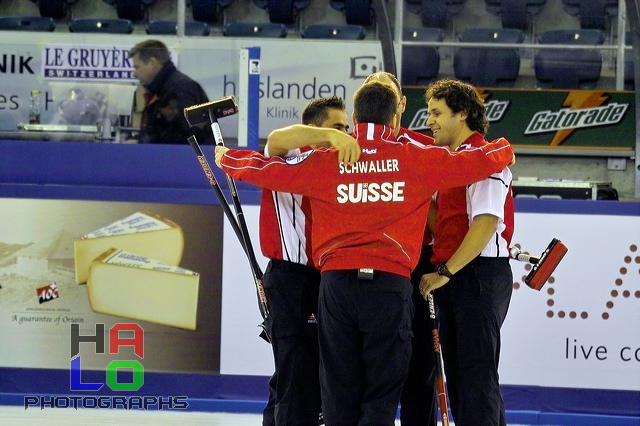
[425,79,488,135]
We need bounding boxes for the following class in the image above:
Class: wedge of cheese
[74,211,184,284]
[87,248,199,330]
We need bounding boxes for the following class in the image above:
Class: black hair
[302,96,346,126]
[353,82,397,125]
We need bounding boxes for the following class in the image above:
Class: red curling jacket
[219,122,513,278]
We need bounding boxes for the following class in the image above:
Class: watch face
[437,263,452,278]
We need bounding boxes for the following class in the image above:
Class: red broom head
[525,239,568,290]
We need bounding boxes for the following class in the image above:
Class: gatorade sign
[402,87,635,149]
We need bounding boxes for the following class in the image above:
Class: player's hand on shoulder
[330,131,360,166]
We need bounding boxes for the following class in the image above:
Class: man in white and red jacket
[419,79,515,426]
[260,97,352,426]
[215,81,514,425]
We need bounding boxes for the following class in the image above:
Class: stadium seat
[146,20,211,36]
[68,18,134,34]
[405,0,465,29]
[101,0,156,21]
[561,0,617,30]
[401,27,444,86]
[0,16,56,31]
[534,29,605,89]
[37,0,77,19]
[223,22,287,38]
[454,28,524,88]
[301,24,366,40]
[253,0,310,24]
[330,0,373,26]
[484,0,547,30]
[189,0,234,23]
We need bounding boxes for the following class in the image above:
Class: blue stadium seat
[301,24,366,40]
[37,0,78,19]
[68,18,134,34]
[405,0,465,29]
[484,0,547,30]
[223,22,287,38]
[534,29,605,89]
[401,27,444,86]
[101,0,156,21]
[454,28,524,88]
[561,0,617,30]
[188,0,234,23]
[253,0,310,24]
[0,16,56,31]
[145,20,211,36]
[330,0,373,26]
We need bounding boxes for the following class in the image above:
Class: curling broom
[184,97,272,343]
[510,238,568,290]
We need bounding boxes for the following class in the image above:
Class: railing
[393,0,631,91]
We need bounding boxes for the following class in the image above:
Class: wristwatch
[436,262,454,279]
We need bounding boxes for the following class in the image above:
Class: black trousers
[434,256,513,426]
[318,269,413,426]
[400,245,438,426]
[261,259,322,426]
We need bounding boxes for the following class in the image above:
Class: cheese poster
[0,198,223,373]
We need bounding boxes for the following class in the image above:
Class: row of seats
[30,0,176,22]
[406,0,617,31]
[402,28,634,90]
[24,0,621,32]
[26,0,367,26]
[27,0,229,23]
[194,0,371,26]
[221,22,365,38]
[0,16,366,39]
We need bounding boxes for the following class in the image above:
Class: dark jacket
[139,61,210,144]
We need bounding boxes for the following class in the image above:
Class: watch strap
[436,262,454,278]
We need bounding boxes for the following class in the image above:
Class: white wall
[220,205,640,392]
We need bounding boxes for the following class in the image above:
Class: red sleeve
[415,138,513,190]
[220,147,333,200]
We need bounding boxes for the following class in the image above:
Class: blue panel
[538,413,640,426]
[0,140,262,204]
[514,198,640,216]
[247,47,260,152]
[502,384,640,419]
[2,368,639,422]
